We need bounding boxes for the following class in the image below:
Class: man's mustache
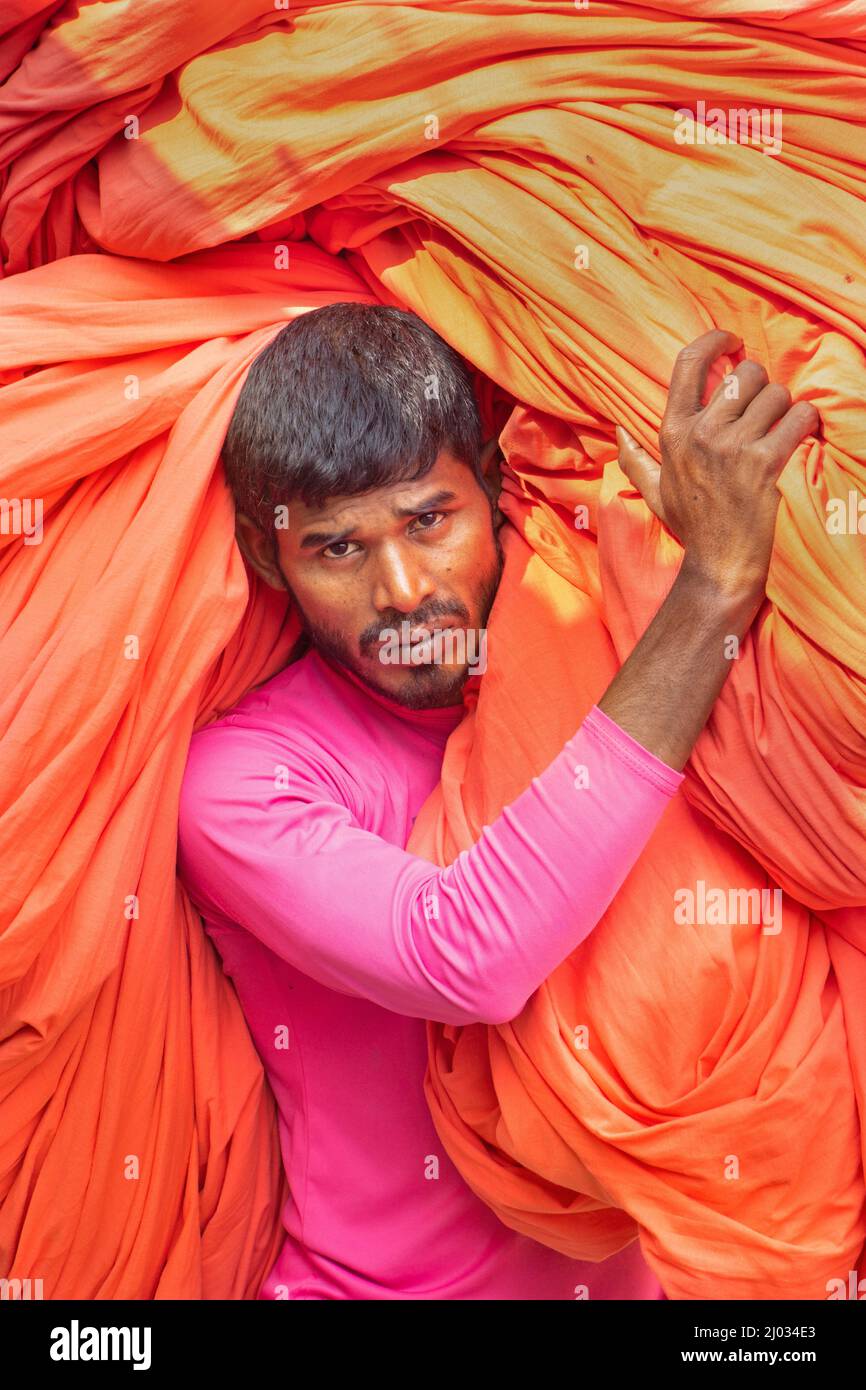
[362,602,471,652]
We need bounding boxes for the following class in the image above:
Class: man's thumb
[615,425,664,521]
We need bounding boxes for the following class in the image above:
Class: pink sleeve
[177,705,683,1026]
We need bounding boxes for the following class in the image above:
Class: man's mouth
[375,619,461,664]
[408,620,456,643]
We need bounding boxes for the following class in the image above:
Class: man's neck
[312,646,473,727]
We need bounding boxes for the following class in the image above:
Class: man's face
[235,449,505,709]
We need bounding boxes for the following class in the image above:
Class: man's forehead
[294,450,469,528]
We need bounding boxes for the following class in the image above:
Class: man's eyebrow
[298,489,460,550]
[392,488,458,518]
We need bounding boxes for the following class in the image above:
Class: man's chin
[363,651,469,709]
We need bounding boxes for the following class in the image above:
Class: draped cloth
[0,0,864,1297]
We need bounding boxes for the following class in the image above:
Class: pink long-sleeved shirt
[176,644,682,1300]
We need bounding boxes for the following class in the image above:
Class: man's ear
[234,511,288,592]
[479,436,504,484]
[479,437,504,520]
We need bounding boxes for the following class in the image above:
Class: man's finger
[704,359,769,425]
[616,425,664,521]
[738,381,792,438]
[754,401,820,472]
[667,328,743,419]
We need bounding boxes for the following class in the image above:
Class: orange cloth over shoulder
[1,0,864,1297]
[0,243,378,1295]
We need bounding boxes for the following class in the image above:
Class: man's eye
[412,511,445,531]
[322,540,360,559]
[321,514,445,558]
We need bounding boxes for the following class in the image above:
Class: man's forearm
[597,559,760,772]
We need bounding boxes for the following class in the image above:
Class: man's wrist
[675,553,764,631]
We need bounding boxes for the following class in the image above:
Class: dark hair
[222,302,485,528]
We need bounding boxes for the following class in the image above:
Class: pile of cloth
[0,0,863,1298]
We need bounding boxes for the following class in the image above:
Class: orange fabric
[0,243,377,1295]
[1,0,865,1297]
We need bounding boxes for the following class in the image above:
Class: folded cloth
[0,242,377,1296]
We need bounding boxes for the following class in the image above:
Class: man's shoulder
[206,646,332,728]
[190,649,347,757]
[179,648,365,822]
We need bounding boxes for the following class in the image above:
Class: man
[176,303,818,1299]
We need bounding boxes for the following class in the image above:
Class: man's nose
[372,541,436,616]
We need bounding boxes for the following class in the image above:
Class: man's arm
[177,710,681,1028]
[596,561,757,772]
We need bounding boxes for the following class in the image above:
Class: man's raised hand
[616,328,819,602]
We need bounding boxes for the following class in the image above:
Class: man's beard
[280,525,505,710]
